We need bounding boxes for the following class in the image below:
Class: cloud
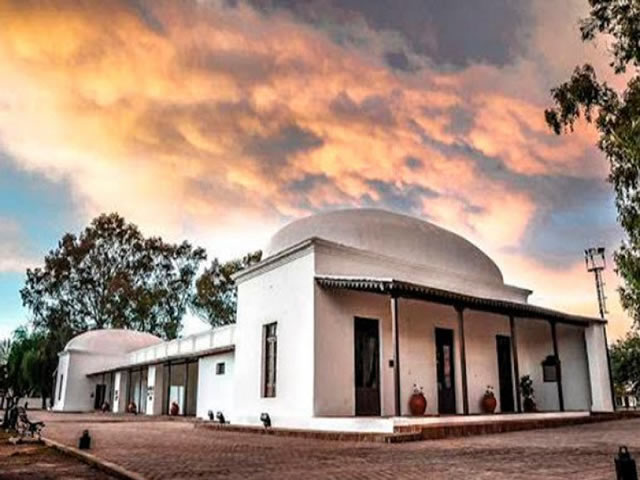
[0,218,37,273]
[0,0,632,335]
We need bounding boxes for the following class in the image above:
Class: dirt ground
[0,431,116,480]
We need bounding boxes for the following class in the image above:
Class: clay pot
[523,398,537,412]
[170,401,179,416]
[409,393,427,416]
[127,402,137,414]
[481,395,497,414]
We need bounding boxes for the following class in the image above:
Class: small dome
[265,208,503,284]
[64,329,163,355]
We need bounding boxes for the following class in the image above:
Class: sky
[0,0,634,340]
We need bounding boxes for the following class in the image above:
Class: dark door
[94,384,106,410]
[354,317,381,416]
[496,335,515,413]
[435,328,456,414]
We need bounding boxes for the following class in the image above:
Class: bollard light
[216,411,226,424]
[207,410,214,421]
[260,412,271,429]
[616,446,638,480]
[78,430,91,450]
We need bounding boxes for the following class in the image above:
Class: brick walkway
[0,430,116,480]
[30,412,640,479]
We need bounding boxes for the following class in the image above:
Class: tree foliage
[191,251,262,327]
[610,330,640,395]
[21,213,206,340]
[545,0,640,324]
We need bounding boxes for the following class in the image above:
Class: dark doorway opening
[94,384,106,410]
[435,328,456,414]
[354,317,381,416]
[496,335,515,413]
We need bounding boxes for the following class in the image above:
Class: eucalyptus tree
[546,0,640,324]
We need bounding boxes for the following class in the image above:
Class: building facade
[53,209,614,431]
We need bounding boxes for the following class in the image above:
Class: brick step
[194,412,640,443]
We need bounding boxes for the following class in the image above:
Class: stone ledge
[196,412,640,443]
[195,421,418,443]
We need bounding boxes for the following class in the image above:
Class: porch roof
[315,275,604,326]
[85,345,235,377]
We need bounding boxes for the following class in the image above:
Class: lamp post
[584,246,616,410]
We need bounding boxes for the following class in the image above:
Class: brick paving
[28,411,640,480]
[0,430,116,480]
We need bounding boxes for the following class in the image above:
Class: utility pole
[584,247,607,319]
[584,246,615,409]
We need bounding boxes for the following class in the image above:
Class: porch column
[456,306,469,415]
[549,320,565,412]
[509,316,522,413]
[165,361,172,414]
[390,294,401,417]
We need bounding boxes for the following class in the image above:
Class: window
[216,362,226,375]
[58,374,64,400]
[262,322,277,397]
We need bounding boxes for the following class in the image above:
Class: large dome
[265,209,503,284]
[64,329,163,355]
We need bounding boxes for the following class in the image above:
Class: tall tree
[0,338,10,409]
[21,213,206,339]
[191,251,262,327]
[545,0,640,325]
[610,330,640,396]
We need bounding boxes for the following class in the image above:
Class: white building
[53,209,614,431]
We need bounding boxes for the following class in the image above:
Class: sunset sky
[0,0,633,340]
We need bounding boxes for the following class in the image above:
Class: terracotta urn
[481,395,497,414]
[409,392,427,416]
[170,401,179,416]
[523,398,537,412]
[127,402,137,414]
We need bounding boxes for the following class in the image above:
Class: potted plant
[170,401,180,416]
[409,384,427,416]
[481,385,497,413]
[127,401,137,415]
[519,375,537,412]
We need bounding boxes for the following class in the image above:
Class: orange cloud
[0,0,631,336]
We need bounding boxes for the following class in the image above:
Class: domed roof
[265,208,503,284]
[64,329,163,355]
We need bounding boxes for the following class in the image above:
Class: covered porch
[314,276,614,419]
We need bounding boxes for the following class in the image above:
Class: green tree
[0,338,11,409]
[610,330,640,396]
[545,0,640,324]
[21,213,206,340]
[191,251,262,327]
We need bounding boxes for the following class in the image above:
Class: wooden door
[436,328,456,414]
[354,317,381,416]
[496,335,515,412]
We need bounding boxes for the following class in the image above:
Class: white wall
[313,290,466,417]
[464,311,513,414]
[146,365,164,415]
[113,370,128,412]
[557,324,591,411]
[516,318,560,412]
[196,352,235,420]
[52,353,69,411]
[53,351,117,412]
[233,249,316,425]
